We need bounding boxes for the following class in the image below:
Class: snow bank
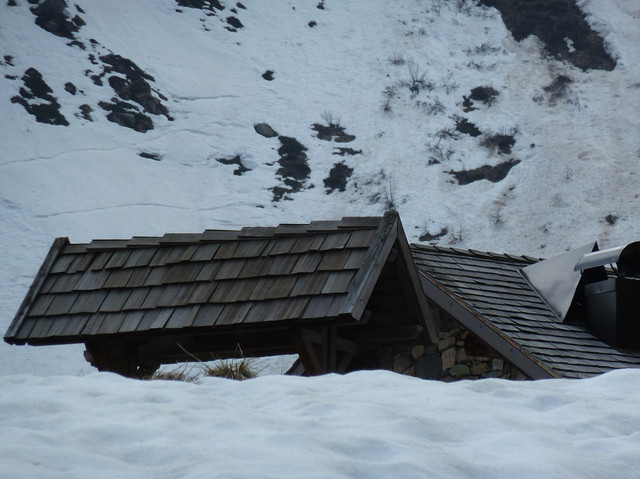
[1,369,639,478]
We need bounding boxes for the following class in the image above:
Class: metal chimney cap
[575,241,640,277]
[521,242,598,322]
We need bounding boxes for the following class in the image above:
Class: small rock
[449,364,471,378]
[254,122,278,138]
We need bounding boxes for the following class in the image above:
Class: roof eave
[417,270,558,379]
[4,237,69,344]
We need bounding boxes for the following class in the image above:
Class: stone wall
[369,303,527,381]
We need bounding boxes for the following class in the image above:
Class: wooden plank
[156,284,183,308]
[188,282,218,304]
[118,311,146,333]
[59,314,90,337]
[80,312,107,336]
[266,254,300,275]
[319,231,351,251]
[241,301,272,324]
[232,239,270,258]
[160,233,204,244]
[290,272,330,296]
[342,211,397,319]
[145,267,165,286]
[190,243,221,262]
[215,259,247,280]
[267,296,310,321]
[97,312,128,334]
[202,230,242,241]
[215,278,251,302]
[46,293,79,315]
[345,229,377,248]
[165,304,200,329]
[325,294,348,317]
[337,216,381,229]
[89,251,113,271]
[213,241,239,259]
[104,269,134,289]
[343,249,368,270]
[317,250,351,271]
[51,273,84,293]
[308,234,327,251]
[69,290,107,314]
[50,254,75,274]
[248,277,279,301]
[307,220,341,231]
[215,302,251,325]
[104,250,131,269]
[122,287,151,310]
[238,226,276,238]
[124,268,151,288]
[195,261,222,281]
[302,295,337,319]
[290,235,318,254]
[123,248,157,268]
[140,287,165,309]
[40,276,57,294]
[263,276,297,300]
[267,237,297,256]
[67,253,96,273]
[148,248,173,267]
[170,283,196,306]
[238,257,271,278]
[99,289,132,312]
[162,262,203,283]
[140,308,174,330]
[165,245,198,264]
[86,239,130,250]
[28,296,57,321]
[75,270,110,290]
[14,317,38,340]
[291,253,322,274]
[191,303,225,327]
[321,270,355,294]
[29,317,55,338]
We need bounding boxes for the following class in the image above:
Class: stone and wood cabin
[5,211,640,380]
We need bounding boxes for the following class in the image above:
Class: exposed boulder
[254,122,278,138]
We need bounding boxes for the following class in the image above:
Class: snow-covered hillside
[1,0,640,374]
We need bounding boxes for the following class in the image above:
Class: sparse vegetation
[398,61,432,98]
[203,357,257,380]
[389,53,406,65]
[481,133,516,155]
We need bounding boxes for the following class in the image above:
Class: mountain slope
[1,0,639,375]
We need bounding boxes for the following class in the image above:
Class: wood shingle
[4,212,436,378]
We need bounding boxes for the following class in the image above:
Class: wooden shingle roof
[5,212,435,376]
[411,244,640,379]
[7,216,383,344]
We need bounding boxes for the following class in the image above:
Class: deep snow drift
[2,369,640,478]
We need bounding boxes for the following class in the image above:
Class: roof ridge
[411,243,542,264]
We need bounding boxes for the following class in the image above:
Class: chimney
[576,242,640,348]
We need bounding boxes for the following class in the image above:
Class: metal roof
[411,244,640,378]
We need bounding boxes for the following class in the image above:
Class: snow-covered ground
[1,1,640,475]
[2,369,640,478]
